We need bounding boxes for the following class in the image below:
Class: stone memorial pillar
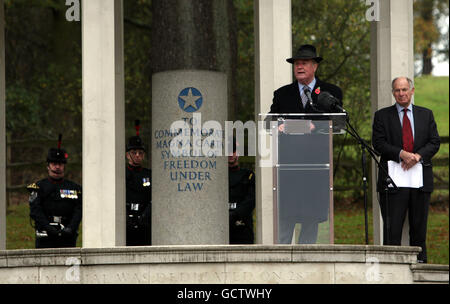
[0,0,6,250]
[370,0,414,245]
[152,70,228,245]
[254,0,292,244]
[82,0,126,247]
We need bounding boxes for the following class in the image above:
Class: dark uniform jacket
[228,167,255,244]
[27,178,82,248]
[126,165,152,245]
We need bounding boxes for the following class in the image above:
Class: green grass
[6,203,34,249]
[6,200,449,265]
[334,203,449,265]
[414,75,449,199]
[414,76,449,137]
[6,201,82,249]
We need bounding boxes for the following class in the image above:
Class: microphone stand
[344,115,397,245]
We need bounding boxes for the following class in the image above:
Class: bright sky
[432,15,449,76]
[432,58,449,76]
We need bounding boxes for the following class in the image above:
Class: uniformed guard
[228,137,255,244]
[27,134,82,248]
[126,120,152,246]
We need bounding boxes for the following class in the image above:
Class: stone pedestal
[2,245,445,284]
[152,70,228,245]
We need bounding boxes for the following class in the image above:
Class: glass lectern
[262,113,347,244]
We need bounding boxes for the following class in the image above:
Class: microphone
[317,91,346,113]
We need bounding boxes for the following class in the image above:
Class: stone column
[82,0,126,247]
[370,0,414,245]
[0,0,6,250]
[152,70,228,245]
[254,0,292,244]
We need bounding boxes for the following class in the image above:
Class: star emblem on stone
[178,87,203,112]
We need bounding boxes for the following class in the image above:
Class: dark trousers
[35,235,77,248]
[279,219,319,244]
[126,226,151,246]
[126,208,151,246]
[379,188,430,262]
[230,225,254,244]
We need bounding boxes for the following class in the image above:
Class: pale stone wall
[1,245,446,284]
[81,0,126,247]
[370,0,415,245]
[254,0,292,245]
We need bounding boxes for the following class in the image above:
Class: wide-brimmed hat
[286,44,323,64]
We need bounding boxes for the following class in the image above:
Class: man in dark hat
[267,44,343,244]
[27,135,82,248]
[125,120,152,246]
[268,44,343,115]
[228,137,255,244]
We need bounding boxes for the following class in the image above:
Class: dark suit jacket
[268,77,343,114]
[266,78,343,221]
[372,104,440,192]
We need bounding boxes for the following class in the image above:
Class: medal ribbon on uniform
[60,189,78,199]
[142,177,151,187]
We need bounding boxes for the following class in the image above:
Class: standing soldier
[126,120,152,246]
[228,138,255,244]
[27,134,82,248]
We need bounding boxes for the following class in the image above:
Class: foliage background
[2,0,448,263]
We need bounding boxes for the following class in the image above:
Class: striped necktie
[301,86,310,108]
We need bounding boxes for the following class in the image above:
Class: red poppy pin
[315,87,321,94]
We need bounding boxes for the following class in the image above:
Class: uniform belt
[127,202,149,212]
[36,222,65,238]
[49,216,63,224]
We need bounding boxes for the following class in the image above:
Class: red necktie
[402,108,414,152]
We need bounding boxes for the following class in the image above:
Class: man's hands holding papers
[400,150,422,171]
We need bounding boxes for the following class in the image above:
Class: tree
[4,0,81,139]
[414,0,449,75]
[292,0,372,201]
[123,0,152,144]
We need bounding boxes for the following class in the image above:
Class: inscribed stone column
[370,0,414,245]
[152,70,228,245]
[254,0,292,244]
[82,0,126,247]
[0,0,6,250]
[151,1,232,245]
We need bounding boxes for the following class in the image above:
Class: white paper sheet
[387,161,423,188]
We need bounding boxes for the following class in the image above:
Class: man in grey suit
[372,76,440,263]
